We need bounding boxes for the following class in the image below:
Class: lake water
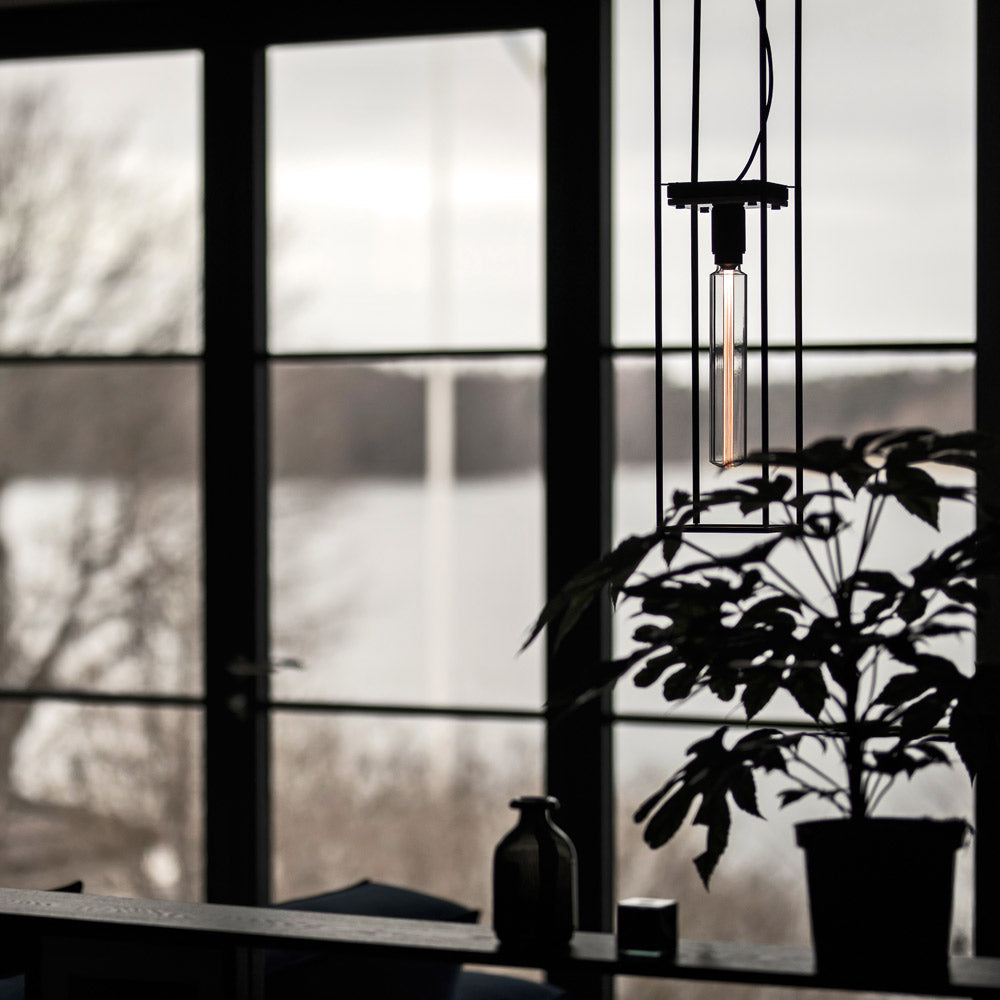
[0,467,977,940]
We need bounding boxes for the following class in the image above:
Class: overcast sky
[0,0,976,361]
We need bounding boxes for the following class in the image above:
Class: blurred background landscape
[0,4,977,998]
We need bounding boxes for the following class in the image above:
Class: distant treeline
[615,364,972,465]
[0,363,970,478]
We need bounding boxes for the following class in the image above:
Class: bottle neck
[510,796,558,828]
[515,803,552,823]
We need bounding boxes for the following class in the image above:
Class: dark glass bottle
[492,795,578,950]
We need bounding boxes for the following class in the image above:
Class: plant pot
[795,818,967,983]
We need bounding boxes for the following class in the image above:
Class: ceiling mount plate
[666,179,790,210]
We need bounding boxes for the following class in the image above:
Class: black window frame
[0,0,614,940]
[0,7,995,1000]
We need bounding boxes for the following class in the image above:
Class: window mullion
[202,39,271,906]
[975,0,1000,959]
[544,4,613,998]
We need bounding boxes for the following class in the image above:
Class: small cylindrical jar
[492,795,578,950]
[709,264,747,469]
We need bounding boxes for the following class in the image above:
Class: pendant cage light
[653,0,804,529]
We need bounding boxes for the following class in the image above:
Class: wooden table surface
[0,887,997,996]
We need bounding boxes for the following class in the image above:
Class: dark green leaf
[731,474,794,514]
[803,511,845,540]
[741,594,802,624]
[870,738,950,778]
[546,655,639,717]
[707,669,738,702]
[871,748,924,777]
[785,665,826,720]
[729,767,761,817]
[874,671,932,707]
[633,769,683,824]
[605,534,665,600]
[852,428,903,452]
[741,665,783,720]
[520,531,658,653]
[898,589,928,624]
[661,534,682,566]
[950,669,1000,782]
[913,739,951,765]
[756,439,875,495]
[661,664,701,701]
[876,462,941,529]
[944,581,980,606]
[642,786,697,849]
[691,795,732,889]
[851,570,905,596]
[884,634,919,667]
[633,652,681,689]
[950,696,979,782]
[897,694,948,737]
[737,473,793,500]
[731,728,791,772]
[861,593,897,625]
[918,622,970,639]
[777,788,810,807]
[862,427,934,454]
[789,488,852,513]
[634,624,671,645]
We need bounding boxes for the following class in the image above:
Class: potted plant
[525,428,1000,982]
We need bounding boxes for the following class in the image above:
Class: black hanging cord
[689,0,703,522]
[735,0,774,182]
[654,0,664,525]
[758,0,770,525]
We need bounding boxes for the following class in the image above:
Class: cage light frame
[653,0,803,529]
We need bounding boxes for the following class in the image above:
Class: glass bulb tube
[709,265,747,469]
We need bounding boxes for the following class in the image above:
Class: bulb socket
[711,203,746,267]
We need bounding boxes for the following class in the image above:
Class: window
[0,0,613,936]
[612,0,980,989]
[0,49,203,899]
[265,31,547,909]
[0,4,994,999]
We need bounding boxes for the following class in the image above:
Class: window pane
[614,355,974,717]
[616,723,810,947]
[802,0,974,345]
[614,0,974,348]
[270,361,543,709]
[272,713,543,914]
[617,980,937,1000]
[1,703,203,900]
[615,352,973,540]
[0,364,202,696]
[0,53,202,355]
[613,0,655,351]
[267,33,544,352]
[800,352,973,440]
[615,723,973,953]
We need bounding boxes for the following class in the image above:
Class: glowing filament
[722,269,735,467]
[709,265,746,469]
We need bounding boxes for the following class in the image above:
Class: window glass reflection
[614,722,973,967]
[613,0,974,348]
[0,364,202,696]
[613,354,974,717]
[0,53,201,355]
[268,32,544,352]
[3,704,203,900]
[270,361,544,709]
[272,714,543,913]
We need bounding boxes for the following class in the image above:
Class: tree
[0,81,201,898]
